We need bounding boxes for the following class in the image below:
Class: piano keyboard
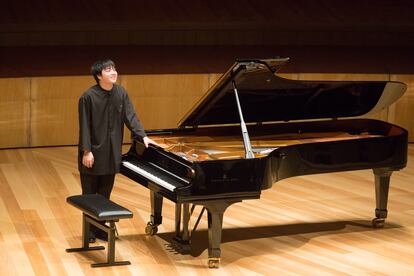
[122,161,186,192]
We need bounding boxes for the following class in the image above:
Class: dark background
[1,0,414,77]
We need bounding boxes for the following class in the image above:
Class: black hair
[90,59,116,84]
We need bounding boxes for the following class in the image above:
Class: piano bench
[65,194,133,267]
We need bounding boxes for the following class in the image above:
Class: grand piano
[121,58,408,268]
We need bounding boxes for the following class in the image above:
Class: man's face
[98,66,118,85]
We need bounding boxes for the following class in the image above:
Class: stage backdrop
[0,72,412,149]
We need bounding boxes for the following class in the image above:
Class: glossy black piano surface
[120,58,408,268]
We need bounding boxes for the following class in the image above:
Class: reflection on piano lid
[179,58,406,127]
[120,57,408,268]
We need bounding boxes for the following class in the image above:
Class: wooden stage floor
[0,145,413,275]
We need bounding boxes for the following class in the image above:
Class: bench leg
[66,215,130,267]
[66,214,105,253]
[91,221,131,267]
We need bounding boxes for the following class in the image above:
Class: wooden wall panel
[120,74,211,141]
[30,76,92,147]
[298,73,390,121]
[208,73,222,87]
[390,74,414,142]
[0,78,30,148]
[0,72,412,148]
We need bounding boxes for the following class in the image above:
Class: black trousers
[80,174,115,236]
[80,174,115,199]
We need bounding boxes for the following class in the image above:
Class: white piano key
[122,161,177,192]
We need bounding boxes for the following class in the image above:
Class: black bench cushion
[67,194,133,221]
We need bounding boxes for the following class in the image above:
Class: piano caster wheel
[208,258,220,268]
[145,222,158,235]
[372,218,385,228]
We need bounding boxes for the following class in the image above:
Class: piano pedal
[169,237,191,255]
[145,222,158,235]
[164,243,179,253]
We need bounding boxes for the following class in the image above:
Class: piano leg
[372,168,393,228]
[202,200,240,268]
[146,191,163,235]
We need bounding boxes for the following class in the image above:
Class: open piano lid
[178,58,407,128]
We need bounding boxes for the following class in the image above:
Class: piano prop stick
[120,58,408,268]
[232,79,255,159]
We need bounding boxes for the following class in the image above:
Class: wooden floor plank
[0,145,413,274]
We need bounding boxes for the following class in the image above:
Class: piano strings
[150,131,382,161]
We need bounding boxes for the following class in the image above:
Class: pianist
[78,59,158,241]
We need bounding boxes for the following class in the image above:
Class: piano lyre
[121,58,408,268]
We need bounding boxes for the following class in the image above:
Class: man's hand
[143,136,160,148]
[82,151,94,168]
